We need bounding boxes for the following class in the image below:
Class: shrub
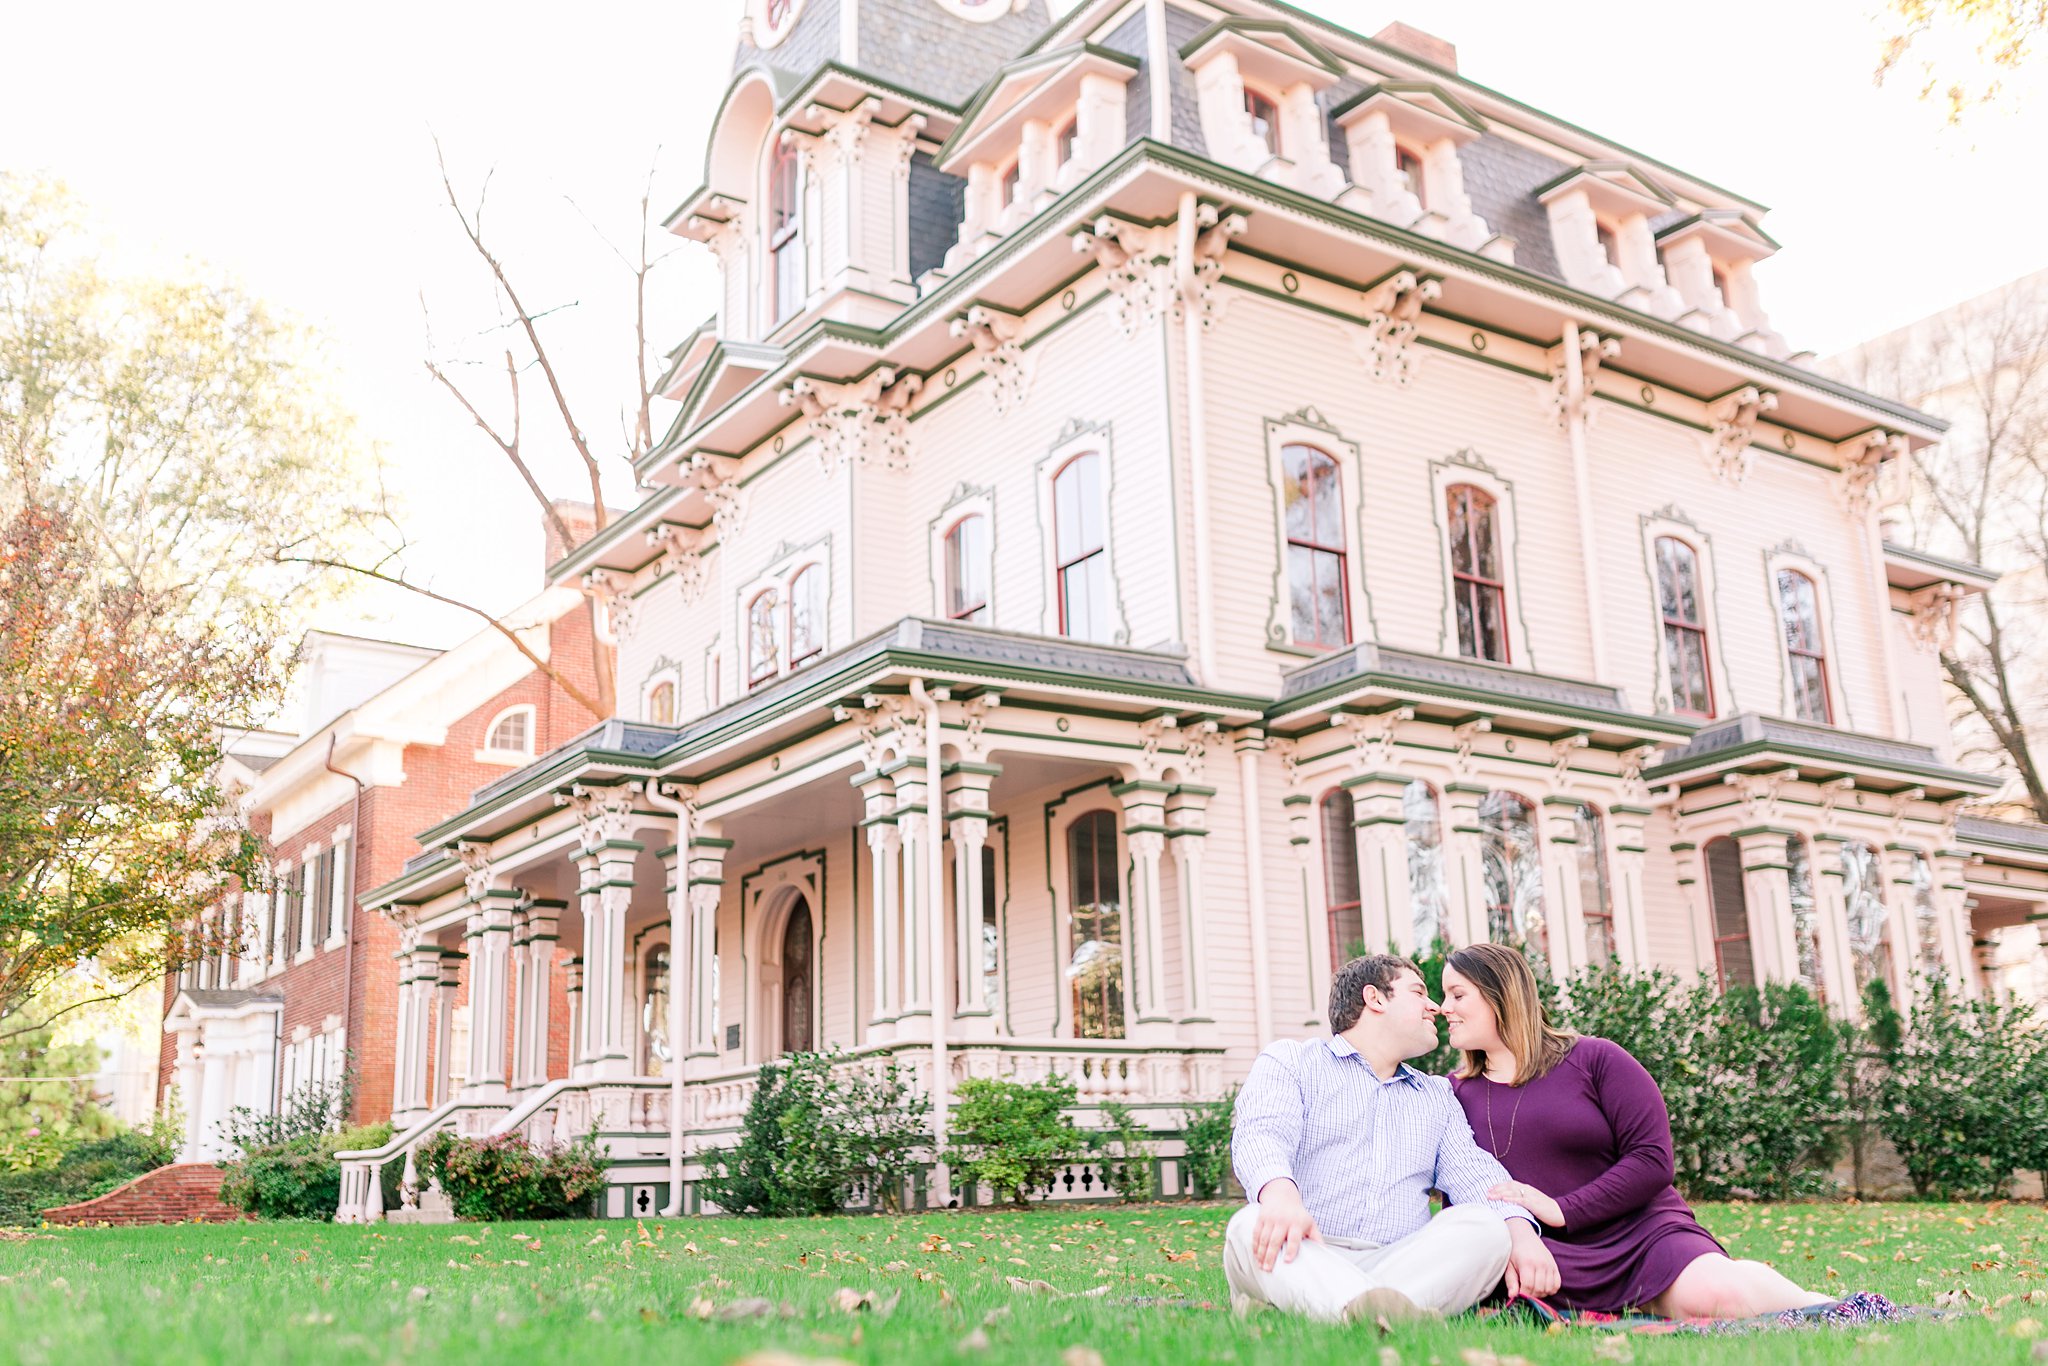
[1178,1085,1237,1200]
[1679,981,1842,1199]
[217,1067,353,1154]
[416,1131,607,1221]
[0,1125,176,1225]
[695,1050,930,1217]
[218,1121,395,1221]
[943,1075,1086,1206]
[1878,979,2040,1199]
[1093,1100,1155,1201]
[0,1028,120,1172]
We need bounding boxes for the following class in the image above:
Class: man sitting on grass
[1224,952,1559,1324]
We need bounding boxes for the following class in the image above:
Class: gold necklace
[1483,1069,1527,1159]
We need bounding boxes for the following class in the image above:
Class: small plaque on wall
[725,1023,741,1052]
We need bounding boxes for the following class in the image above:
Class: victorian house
[336,0,2048,1219]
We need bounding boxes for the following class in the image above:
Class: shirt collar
[1322,1034,1427,1087]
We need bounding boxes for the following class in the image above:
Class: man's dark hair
[1329,953,1423,1032]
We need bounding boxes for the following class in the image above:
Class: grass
[3,1201,2047,1364]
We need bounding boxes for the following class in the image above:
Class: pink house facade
[340,0,2048,1219]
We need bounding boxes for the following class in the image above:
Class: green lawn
[3,1202,2046,1364]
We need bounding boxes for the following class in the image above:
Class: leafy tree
[1877,0,2048,122]
[0,1026,117,1170]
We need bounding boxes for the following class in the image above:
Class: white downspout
[644,780,692,1218]
[1237,732,1274,1044]
[1177,191,1218,684]
[1146,0,1172,146]
[908,678,951,1204]
[1562,321,1610,683]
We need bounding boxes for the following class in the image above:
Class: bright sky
[8,0,2046,654]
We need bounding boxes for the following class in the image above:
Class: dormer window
[1395,145,1426,208]
[1596,222,1621,268]
[1244,88,1280,156]
[1055,118,1077,172]
[1001,160,1021,208]
[768,143,802,325]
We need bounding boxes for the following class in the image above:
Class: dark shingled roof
[735,0,1053,108]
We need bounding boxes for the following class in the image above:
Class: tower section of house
[343,0,2048,1218]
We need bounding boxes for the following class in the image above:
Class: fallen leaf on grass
[1004,1277,1109,1299]
[958,1329,991,1352]
[827,1288,901,1318]
[713,1297,778,1321]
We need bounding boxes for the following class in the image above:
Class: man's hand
[1503,1219,1559,1301]
[1251,1179,1323,1272]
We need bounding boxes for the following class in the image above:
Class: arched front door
[782,897,813,1054]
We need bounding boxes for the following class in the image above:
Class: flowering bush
[416,1131,607,1221]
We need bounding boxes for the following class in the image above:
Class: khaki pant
[1222,1203,1512,1323]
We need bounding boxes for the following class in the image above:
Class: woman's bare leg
[1650,1254,1836,1319]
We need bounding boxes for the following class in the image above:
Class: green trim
[1177,17,1345,74]
[1328,81,1485,132]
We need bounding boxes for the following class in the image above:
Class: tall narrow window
[788,565,824,666]
[1404,781,1448,950]
[1244,88,1280,156]
[769,143,802,324]
[1842,839,1892,999]
[1395,145,1427,208]
[1055,118,1077,171]
[981,844,1002,1020]
[1321,790,1363,966]
[1479,792,1545,959]
[1067,810,1124,1039]
[1568,804,1615,964]
[1776,569,1832,724]
[1788,835,1824,1000]
[646,680,676,725]
[1655,537,1714,717]
[1446,484,1509,662]
[1052,453,1109,642]
[641,944,671,1076]
[782,898,814,1055]
[944,514,990,623]
[1596,222,1621,268]
[1705,837,1753,989]
[1909,852,1944,974]
[1001,160,1021,208]
[1284,444,1350,649]
[747,588,781,687]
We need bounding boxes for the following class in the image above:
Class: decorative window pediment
[1535,161,1677,219]
[1179,18,1345,91]
[1331,82,1485,148]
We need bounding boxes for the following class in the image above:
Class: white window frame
[1046,791,1130,1041]
[294,850,319,962]
[735,539,832,690]
[269,863,292,971]
[477,704,537,765]
[324,831,351,950]
[1639,511,1734,719]
[704,636,724,712]
[1265,413,1374,653]
[1431,456,1531,668]
[640,666,682,726]
[928,486,996,625]
[1765,546,1850,729]
[1034,423,1126,644]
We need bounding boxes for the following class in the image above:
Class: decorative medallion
[747,0,804,49]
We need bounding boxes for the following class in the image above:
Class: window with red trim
[944,514,990,623]
[1244,88,1279,156]
[1284,444,1350,649]
[1705,837,1755,989]
[1776,568,1832,723]
[769,143,802,324]
[1052,452,1108,642]
[1446,484,1508,662]
[1655,536,1714,717]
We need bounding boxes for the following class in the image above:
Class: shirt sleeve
[1231,1046,1305,1202]
[1551,1039,1680,1231]
[1431,1084,1537,1228]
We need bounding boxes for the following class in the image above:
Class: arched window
[1567,804,1615,963]
[769,142,803,324]
[645,679,676,726]
[788,564,824,666]
[1403,781,1447,950]
[781,897,814,1054]
[1479,792,1545,958]
[484,706,533,756]
[1055,118,1077,170]
[1066,810,1124,1039]
[1244,88,1280,156]
[1446,484,1508,662]
[1321,789,1363,967]
[1395,145,1427,208]
[1705,837,1754,989]
[1909,851,1943,974]
[1052,453,1109,642]
[1841,839,1892,999]
[1777,568,1832,724]
[747,588,781,688]
[1788,835,1824,999]
[641,944,671,1076]
[1655,537,1714,717]
[944,514,990,623]
[1284,444,1350,649]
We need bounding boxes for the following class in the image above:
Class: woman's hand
[1489,1179,1564,1228]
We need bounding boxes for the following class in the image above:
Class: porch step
[41,1163,246,1226]
[386,1186,456,1224]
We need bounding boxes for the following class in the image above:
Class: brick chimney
[1373,21,1457,73]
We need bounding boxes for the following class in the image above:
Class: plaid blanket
[1480,1291,1936,1334]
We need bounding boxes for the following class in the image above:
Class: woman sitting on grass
[1440,942,1839,1319]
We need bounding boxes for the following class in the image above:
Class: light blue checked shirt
[1232,1035,1535,1244]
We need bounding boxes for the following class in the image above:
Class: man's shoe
[1343,1286,1433,1327]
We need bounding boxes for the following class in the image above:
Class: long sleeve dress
[1451,1035,1725,1312]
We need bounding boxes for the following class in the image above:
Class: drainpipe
[1145,0,1171,145]
[324,735,364,1123]
[908,678,950,1204]
[1236,731,1274,1044]
[1561,321,1610,682]
[1177,191,1217,685]
[643,780,693,1218]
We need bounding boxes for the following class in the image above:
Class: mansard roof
[732,0,1055,109]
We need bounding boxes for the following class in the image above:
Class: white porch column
[1166,781,1213,1028]
[393,943,442,1121]
[1113,778,1175,1038]
[890,757,935,1035]
[574,846,640,1080]
[170,1024,204,1161]
[854,767,900,1037]
[1934,847,1979,998]
[1736,828,1800,986]
[1881,844,1926,1008]
[685,832,730,1062]
[1607,806,1653,970]
[196,1043,229,1160]
[945,761,1002,1036]
[561,958,584,1079]
[1444,784,1492,948]
[1812,835,1861,1018]
[431,954,462,1105]
[462,892,517,1101]
[509,908,534,1091]
[517,903,563,1087]
[1539,800,1587,979]
[1347,775,1414,956]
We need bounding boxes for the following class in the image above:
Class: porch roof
[1641,712,1997,800]
[1958,813,2048,865]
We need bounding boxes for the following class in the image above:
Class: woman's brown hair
[1448,942,1577,1086]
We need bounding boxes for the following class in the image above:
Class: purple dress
[1451,1035,1725,1312]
